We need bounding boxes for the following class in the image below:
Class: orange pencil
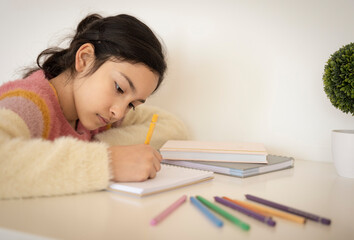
[223,197,306,224]
[222,197,272,217]
[144,114,158,145]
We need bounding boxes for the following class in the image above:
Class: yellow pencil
[223,197,306,224]
[145,114,158,144]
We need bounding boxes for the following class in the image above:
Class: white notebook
[108,164,214,197]
[160,140,268,163]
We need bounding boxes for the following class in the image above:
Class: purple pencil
[214,197,276,227]
[245,194,331,225]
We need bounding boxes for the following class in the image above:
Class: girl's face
[72,60,159,130]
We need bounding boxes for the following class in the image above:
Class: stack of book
[160,140,294,178]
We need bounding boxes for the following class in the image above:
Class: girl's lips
[97,114,109,125]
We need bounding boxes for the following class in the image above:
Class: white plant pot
[332,130,354,178]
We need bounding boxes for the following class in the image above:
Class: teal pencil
[196,195,250,231]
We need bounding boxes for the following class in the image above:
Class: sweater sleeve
[94,105,190,149]
[0,108,111,199]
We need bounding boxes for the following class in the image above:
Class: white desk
[0,160,353,240]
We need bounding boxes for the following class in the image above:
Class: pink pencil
[150,195,187,226]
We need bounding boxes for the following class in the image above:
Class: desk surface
[0,160,353,240]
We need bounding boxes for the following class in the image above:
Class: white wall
[0,0,353,162]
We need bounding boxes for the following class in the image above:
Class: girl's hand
[109,144,162,182]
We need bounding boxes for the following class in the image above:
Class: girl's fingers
[149,168,157,179]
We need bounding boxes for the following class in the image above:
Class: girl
[0,13,188,199]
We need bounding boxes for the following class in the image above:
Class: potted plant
[323,42,354,178]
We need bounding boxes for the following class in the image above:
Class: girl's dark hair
[26,13,166,90]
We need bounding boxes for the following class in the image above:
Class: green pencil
[196,195,250,231]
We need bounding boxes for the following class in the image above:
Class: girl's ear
[75,43,95,73]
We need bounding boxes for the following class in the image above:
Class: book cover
[160,140,268,163]
[162,155,294,178]
[108,164,214,197]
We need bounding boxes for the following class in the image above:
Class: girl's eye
[129,103,136,111]
[115,82,124,94]
[115,81,135,111]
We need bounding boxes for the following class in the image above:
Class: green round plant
[323,42,354,115]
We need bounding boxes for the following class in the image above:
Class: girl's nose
[109,104,126,121]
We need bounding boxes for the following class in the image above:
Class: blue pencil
[190,196,223,227]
